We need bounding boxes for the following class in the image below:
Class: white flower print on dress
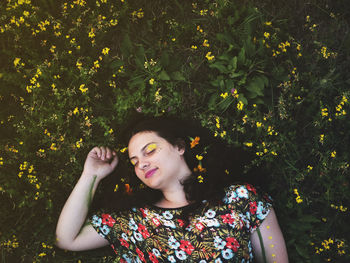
[205,209,216,218]
[175,249,187,260]
[162,211,173,220]
[168,236,180,249]
[236,186,249,199]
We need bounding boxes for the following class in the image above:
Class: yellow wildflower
[196,155,203,161]
[110,19,118,26]
[120,147,128,153]
[102,47,110,55]
[321,108,328,117]
[50,143,57,151]
[79,84,88,93]
[76,61,82,69]
[197,175,204,183]
[88,28,95,38]
[331,151,336,158]
[149,78,155,85]
[237,101,244,111]
[76,138,83,148]
[220,92,228,99]
[220,131,226,138]
[205,52,215,61]
[264,32,270,38]
[319,134,324,143]
[202,39,209,47]
[13,58,21,67]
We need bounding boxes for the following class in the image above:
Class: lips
[145,168,157,178]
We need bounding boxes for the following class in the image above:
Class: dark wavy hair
[93,114,262,215]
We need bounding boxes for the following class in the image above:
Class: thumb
[109,155,119,169]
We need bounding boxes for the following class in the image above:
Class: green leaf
[159,70,170,81]
[238,94,248,105]
[170,71,186,81]
[160,51,170,67]
[299,215,320,223]
[295,243,310,259]
[208,93,219,110]
[110,59,124,70]
[209,62,228,73]
[229,71,244,78]
[245,75,268,98]
[218,97,233,112]
[230,56,237,71]
[128,76,145,88]
[134,45,145,69]
[237,47,245,65]
[121,34,133,57]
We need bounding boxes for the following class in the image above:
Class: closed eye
[130,159,137,166]
[145,149,155,156]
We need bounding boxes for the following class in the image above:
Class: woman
[56,117,289,262]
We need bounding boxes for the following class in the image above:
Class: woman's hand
[56,146,117,251]
[82,146,119,180]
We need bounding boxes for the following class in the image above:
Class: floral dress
[90,184,272,263]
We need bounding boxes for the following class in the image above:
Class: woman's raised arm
[55,146,118,251]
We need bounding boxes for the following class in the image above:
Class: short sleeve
[89,210,120,244]
[89,208,151,261]
[223,184,273,233]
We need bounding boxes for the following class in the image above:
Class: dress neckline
[149,200,207,210]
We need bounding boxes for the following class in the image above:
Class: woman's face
[128,131,191,191]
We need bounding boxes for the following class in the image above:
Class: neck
[155,188,190,208]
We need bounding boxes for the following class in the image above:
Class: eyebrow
[129,142,156,160]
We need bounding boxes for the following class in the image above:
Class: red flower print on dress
[148,252,159,263]
[226,237,240,252]
[195,222,205,231]
[221,213,235,224]
[119,238,129,248]
[140,208,148,218]
[152,217,161,227]
[246,184,257,195]
[101,214,116,227]
[249,201,257,214]
[136,247,146,262]
[138,223,150,238]
[179,240,195,255]
[111,244,118,254]
[177,219,185,227]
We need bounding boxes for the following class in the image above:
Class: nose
[137,158,150,170]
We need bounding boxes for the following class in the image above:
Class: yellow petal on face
[130,159,136,166]
[146,143,157,152]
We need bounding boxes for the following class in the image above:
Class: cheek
[134,167,142,178]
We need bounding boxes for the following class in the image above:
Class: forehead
[128,131,165,155]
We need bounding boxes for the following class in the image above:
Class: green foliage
[1,0,349,262]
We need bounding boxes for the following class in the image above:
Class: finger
[106,147,112,159]
[100,146,106,160]
[92,146,101,158]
